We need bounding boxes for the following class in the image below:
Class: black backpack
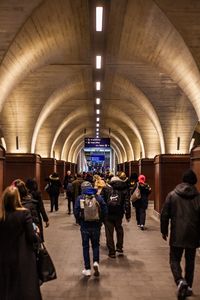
[107,189,122,213]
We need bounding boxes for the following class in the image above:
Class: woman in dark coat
[26,178,49,241]
[132,174,151,230]
[47,172,62,212]
[0,185,42,300]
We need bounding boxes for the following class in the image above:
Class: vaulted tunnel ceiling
[0,0,200,163]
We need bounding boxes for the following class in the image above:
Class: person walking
[26,178,49,242]
[0,185,42,300]
[47,172,62,212]
[74,181,107,277]
[104,175,131,258]
[133,174,151,230]
[160,169,200,300]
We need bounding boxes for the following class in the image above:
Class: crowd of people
[0,168,200,300]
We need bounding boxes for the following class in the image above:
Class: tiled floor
[41,195,200,300]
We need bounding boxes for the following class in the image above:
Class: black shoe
[185,287,193,297]
[116,249,124,256]
[108,253,116,258]
[140,225,145,230]
[177,279,188,300]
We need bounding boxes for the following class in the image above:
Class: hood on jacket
[110,176,121,182]
[82,187,97,196]
[174,182,199,199]
[110,179,127,190]
[49,173,59,180]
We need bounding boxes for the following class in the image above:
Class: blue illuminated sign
[84,138,110,148]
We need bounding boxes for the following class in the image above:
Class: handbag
[44,183,50,193]
[130,183,141,203]
[37,243,57,283]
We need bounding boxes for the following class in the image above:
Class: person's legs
[139,207,146,228]
[135,207,140,225]
[90,227,100,263]
[54,194,59,211]
[105,219,115,256]
[170,246,187,299]
[80,228,91,270]
[50,195,54,212]
[170,246,184,285]
[184,248,196,288]
[67,197,71,214]
[115,218,124,251]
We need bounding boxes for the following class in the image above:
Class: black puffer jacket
[161,183,200,248]
[103,178,131,220]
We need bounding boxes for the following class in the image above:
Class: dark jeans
[66,192,74,213]
[80,227,100,270]
[170,246,196,287]
[135,207,146,226]
[105,217,123,254]
[50,194,59,211]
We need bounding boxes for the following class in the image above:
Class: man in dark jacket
[103,175,131,258]
[74,181,107,277]
[160,169,200,300]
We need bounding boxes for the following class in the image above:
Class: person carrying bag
[36,240,57,284]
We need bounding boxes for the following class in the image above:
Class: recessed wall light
[96,98,100,105]
[96,81,101,90]
[96,7,103,31]
[96,123,99,127]
[96,109,100,114]
[96,56,101,69]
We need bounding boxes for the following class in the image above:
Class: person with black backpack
[74,181,107,277]
[103,175,131,258]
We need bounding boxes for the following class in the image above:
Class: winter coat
[21,195,40,225]
[74,187,108,229]
[160,182,200,248]
[30,190,49,242]
[72,178,84,201]
[48,175,62,196]
[103,179,131,220]
[0,209,42,300]
[132,182,151,209]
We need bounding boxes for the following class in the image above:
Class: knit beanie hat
[182,169,197,185]
[138,174,146,184]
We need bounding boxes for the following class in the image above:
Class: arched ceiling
[0,0,200,162]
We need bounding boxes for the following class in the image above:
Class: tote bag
[37,243,57,283]
[130,183,141,203]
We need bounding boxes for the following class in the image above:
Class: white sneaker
[82,269,91,276]
[93,262,100,277]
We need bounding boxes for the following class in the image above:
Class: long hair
[0,186,24,221]
[12,179,28,198]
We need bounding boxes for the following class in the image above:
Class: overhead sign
[84,137,110,148]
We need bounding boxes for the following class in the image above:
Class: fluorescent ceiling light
[96,117,100,122]
[96,109,100,114]
[96,56,101,69]
[96,7,103,31]
[96,98,100,105]
[96,81,101,90]
[96,123,99,127]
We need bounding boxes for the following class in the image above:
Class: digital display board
[91,154,105,162]
[84,138,110,148]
